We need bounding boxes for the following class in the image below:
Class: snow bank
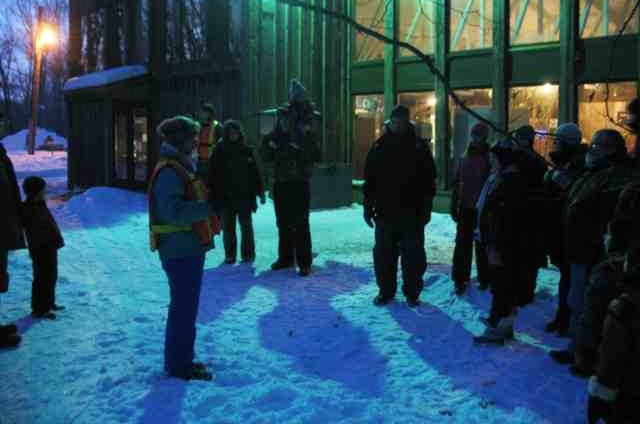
[0,187,588,423]
[64,65,147,92]
[1,128,67,152]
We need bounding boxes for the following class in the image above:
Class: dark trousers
[222,208,255,261]
[273,180,312,267]
[374,218,427,301]
[555,261,571,322]
[452,208,489,286]
[31,248,58,313]
[488,260,517,322]
[0,249,7,292]
[162,254,205,376]
[518,262,539,305]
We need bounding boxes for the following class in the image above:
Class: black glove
[588,396,613,424]
[364,204,376,228]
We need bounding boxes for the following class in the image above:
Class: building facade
[65,1,640,208]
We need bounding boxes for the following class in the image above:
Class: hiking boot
[241,255,255,264]
[32,311,56,320]
[51,305,65,312]
[454,282,467,296]
[406,298,421,308]
[172,364,214,381]
[298,267,311,277]
[271,260,293,271]
[224,257,236,265]
[0,332,21,348]
[478,281,490,291]
[474,315,515,345]
[0,324,18,336]
[373,294,394,307]
[549,349,574,365]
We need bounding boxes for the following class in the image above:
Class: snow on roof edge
[63,65,148,92]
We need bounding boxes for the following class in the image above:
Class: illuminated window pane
[397,91,437,155]
[353,94,385,178]
[580,0,639,38]
[450,0,493,51]
[510,0,560,45]
[399,0,436,56]
[578,82,636,151]
[450,88,493,181]
[354,0,387,62]
[509,84,559,160]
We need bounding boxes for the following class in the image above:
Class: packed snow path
[0,154,587,423]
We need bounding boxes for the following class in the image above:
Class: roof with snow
[63,65,148,92]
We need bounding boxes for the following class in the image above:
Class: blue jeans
[568,263,589,353]
[162,254,205,376]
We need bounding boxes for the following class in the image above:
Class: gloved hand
[588,396,613,424]
[364,204,376,228]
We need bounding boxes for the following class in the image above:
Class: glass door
[113,106,149,184]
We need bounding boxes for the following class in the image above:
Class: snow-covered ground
[0,150,588,423]
[2,128,68,200]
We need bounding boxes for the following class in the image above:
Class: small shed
[64,66,151,190]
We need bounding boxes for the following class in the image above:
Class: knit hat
[514,125,536,148]
[156,115,201,146]
[23,176,46,199]
[289,79,308,103]
[470,122,489,140]
[390,104,410,120]
[555,123,582,149]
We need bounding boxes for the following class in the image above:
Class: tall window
[510,0,560,45]
[398,0,436,56]
[166,0,208,63]
[578,82,636,151]
[509,84,559,160]
[580,1,639,38]
[353,95,385,178]
[450,0,493,51]
[450,88,492,170]
[397,91,437,155]
[354,0,387,62]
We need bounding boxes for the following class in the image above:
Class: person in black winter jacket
[209,121,265,264]
[261,102,321,277]
[512,125,548,306]
[450,122,491,295]
[0,142,24,347]
[542,123,586,335]
[363,105,437,307]
[21,176,65,320]
[474,138,529,344]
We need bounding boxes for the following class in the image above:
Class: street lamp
[27,8,58,155]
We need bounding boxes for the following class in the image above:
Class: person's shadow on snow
[256,261,386,397]
[388,270,587,423]
[137,377,188,424]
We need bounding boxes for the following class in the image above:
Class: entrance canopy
[64,65,148,93]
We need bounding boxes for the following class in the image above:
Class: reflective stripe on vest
[147,158,213,252]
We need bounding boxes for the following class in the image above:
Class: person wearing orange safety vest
[196,103,223,182]
[147,115,217,381]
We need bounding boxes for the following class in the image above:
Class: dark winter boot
[570,349,596,379]
[51,305,65,312]
[32,311,56,320]
[271,259,294,271]
[454,281,467,296]
[474,315,515,345]
[298,266,311,277]
[0,324,18,336]
[544,314,569,336]
[0,332,21,348]
[549,349,574,365]
[477,280,490,291]
[406,298,421,308]
[373,294,394,307]
[224,257,236,265]
[172,364,214,381]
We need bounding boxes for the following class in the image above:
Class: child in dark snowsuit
[209,120,265,264]
[21,176,65,320]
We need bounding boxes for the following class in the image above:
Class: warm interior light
[541,82,554,95]
[37,24,57,49]
[427,96,437,107]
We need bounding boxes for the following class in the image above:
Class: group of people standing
[148,79,320,380]
[447,100,640,423]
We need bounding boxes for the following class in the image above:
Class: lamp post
[27,7,57,155]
